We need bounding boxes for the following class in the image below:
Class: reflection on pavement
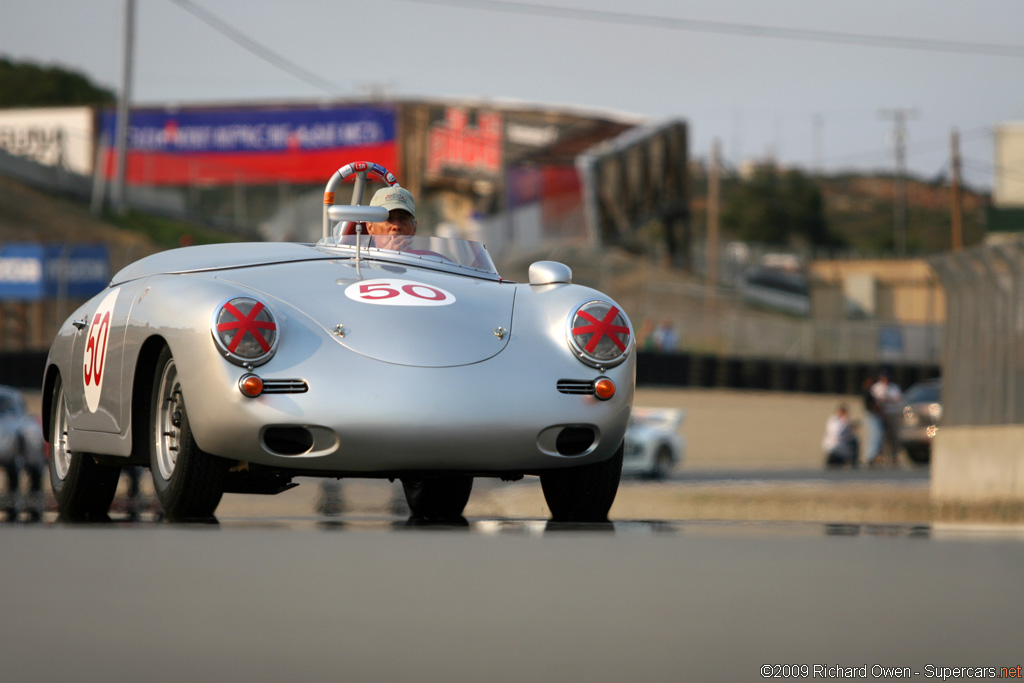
[31,510,1011,541]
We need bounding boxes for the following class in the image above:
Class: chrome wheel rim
[52,385,72,481]
[155,358,182,481]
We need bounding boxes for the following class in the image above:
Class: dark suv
[897,379,941,465]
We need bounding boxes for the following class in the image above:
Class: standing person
[822,403,859,468]
[862,375,884,466]
[653,318,678,352]
[123,466,143,521]
[870,370,903,466]
[637,319,656,352]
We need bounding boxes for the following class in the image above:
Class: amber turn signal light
[239,374,264,398]
[593,377,615,400]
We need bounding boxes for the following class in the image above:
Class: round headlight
[566,300,632,368]
[212,297,279,366]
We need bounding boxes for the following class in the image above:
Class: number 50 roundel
[344,279,455,307]
[83,289,119,413]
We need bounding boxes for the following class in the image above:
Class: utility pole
[950,128,963,251]
[879,108,918,258]
[111,0,135,215]
[812,114,824,174]
[706,140,721,306]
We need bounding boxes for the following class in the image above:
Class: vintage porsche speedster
[43,162,635,522]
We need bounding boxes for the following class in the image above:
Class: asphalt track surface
[3,511,1023,682]
[673,467,929,484]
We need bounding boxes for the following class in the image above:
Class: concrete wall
[932,425,1024,501]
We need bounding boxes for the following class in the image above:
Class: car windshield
[904,382,940,404]
[316,233,499,278]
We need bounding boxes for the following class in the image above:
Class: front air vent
[555,427,596,456]
[263,426,315,455]
[557,379,595,395]
[261,379,309,394]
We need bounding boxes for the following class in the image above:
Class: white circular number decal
[83,289,119,413]
[344,279,455,306]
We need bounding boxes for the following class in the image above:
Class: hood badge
[334,324,346,338]
[493,326,507,340]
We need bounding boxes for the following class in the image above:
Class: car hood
[111,243,328,285]
[215,259,515,368]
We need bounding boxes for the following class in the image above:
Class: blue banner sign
[97,105,398,185]
[0,244,109,300]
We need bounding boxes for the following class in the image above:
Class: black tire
[47,376,120,521]
[650,445,674,480]
[2,459,20,520]
[541,441,623,522]
[150,346,228,520]
[401,476,473,521]
[905,444,931,466]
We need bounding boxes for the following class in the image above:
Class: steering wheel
[328,161,400,199]
[322,161,402,240]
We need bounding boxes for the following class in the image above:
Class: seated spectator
[822,403,859,468]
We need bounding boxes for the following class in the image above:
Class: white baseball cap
[369,186,415,217]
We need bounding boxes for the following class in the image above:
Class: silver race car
[44,162,635,522]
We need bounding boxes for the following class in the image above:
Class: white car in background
[0,385,46,519]
[622,408,686,479]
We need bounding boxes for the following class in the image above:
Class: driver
[367,186,417,251]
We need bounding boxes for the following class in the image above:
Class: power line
[166,0,345,95]
[820,126,993,167]
[963,157,1024,184]
[900,126,992,158]
[399,0,1024,58]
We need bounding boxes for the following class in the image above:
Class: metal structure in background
[541,244,944,374]
[577,120,689,265]
[111,0,135,214]
[930,239,1024,427]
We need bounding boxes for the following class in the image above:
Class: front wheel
[541,442,623,522]
[150,347,228,520]
[48,376,120,520]
[401,476,473,521]
[905,444,931,466]
[650,445,674,480]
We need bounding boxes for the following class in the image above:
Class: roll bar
[322,161,402,240]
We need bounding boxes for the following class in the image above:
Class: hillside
[689,172,988,255]
[822,174,987,254]
[0,174,161,272]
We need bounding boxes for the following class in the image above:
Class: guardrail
[0,351,47,389]
[636,351,937,394]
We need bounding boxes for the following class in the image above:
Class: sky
[2,0,1023,190]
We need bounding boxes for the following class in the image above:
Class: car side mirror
[529,261,572,286]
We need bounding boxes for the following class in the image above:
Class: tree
[0,57,115,107]
[722,166,839,248]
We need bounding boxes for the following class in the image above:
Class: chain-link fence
[576,253,944,366]
[930,238,1024,427]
